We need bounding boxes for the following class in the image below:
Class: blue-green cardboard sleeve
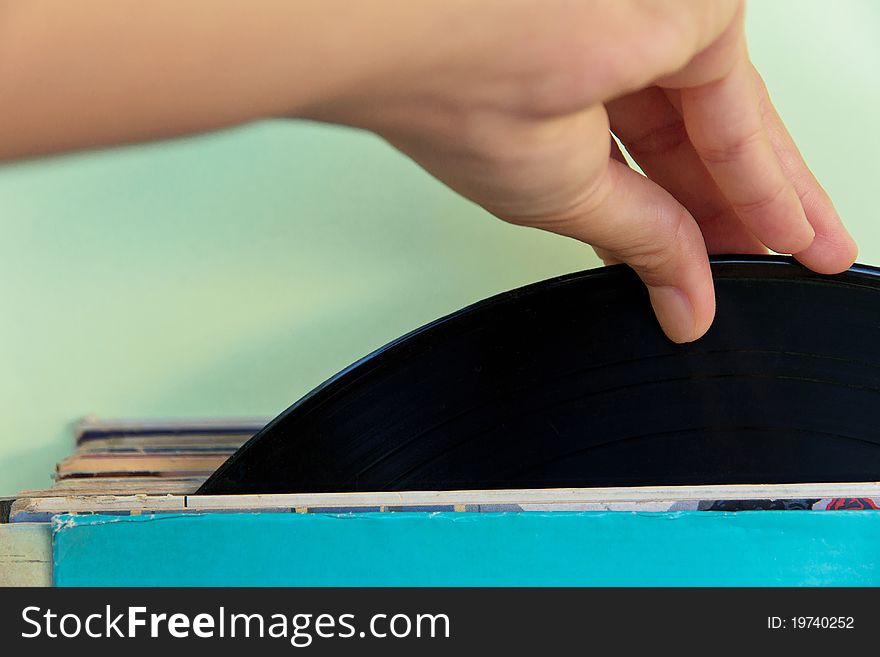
[53,511,880,586]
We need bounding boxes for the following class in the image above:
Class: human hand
[0,1,858,344]
[317,0,857,342]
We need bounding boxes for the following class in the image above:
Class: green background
[1,1,878,494]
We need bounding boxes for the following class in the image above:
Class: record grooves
[199,255,880,494]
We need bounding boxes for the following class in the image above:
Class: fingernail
[795,219,817,252]
[648,285,696,343]
[782,213,816,255]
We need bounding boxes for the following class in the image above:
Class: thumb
[539,159,715,343]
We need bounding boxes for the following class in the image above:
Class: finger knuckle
[622,117,690,158]
[620,206,689,285]
[697,126,763,166]
[732,180,789,217]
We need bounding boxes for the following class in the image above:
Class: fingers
[619,60,856,272]
[750,66,858,273]
[540,158,714,343]
[606,87,765,254]
[680,51,816,255]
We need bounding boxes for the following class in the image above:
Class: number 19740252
[768,617,854,630]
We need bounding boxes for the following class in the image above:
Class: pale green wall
[1,1,878,494]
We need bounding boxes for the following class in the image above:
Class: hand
[0,0,858,344]
[316,0,857,342]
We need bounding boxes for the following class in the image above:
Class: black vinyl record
[198,255,880,494]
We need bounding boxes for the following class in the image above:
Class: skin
[0,0,858,342]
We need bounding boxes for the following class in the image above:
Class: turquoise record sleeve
[53,511,880,586]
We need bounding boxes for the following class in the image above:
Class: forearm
[0,0,738,161]
[0,0,469,159]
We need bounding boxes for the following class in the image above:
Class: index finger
[679,49,816,255]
